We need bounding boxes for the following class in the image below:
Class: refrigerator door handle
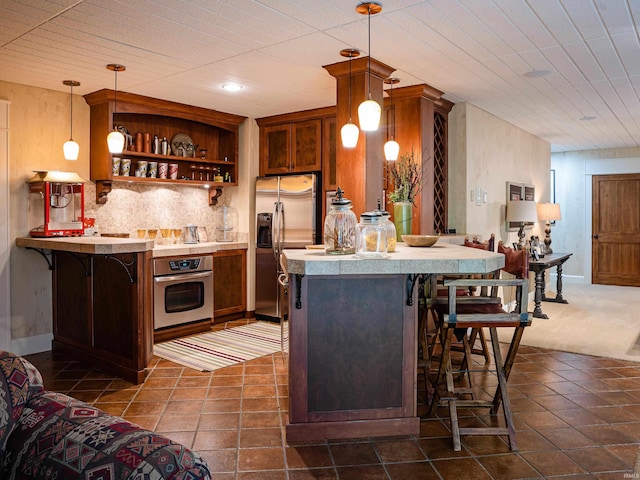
[272,201,279,260]
[279,201,285,244]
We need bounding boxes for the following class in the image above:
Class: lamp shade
[341,122,359,148]
[537,202,561,221]
[107,130,125,154]
[506,200,538,223]
[358,98,381,131]
[384,139,399,160]
[63,140,79,161]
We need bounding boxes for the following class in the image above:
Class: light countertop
[16,236,247,256]
[282,242,504,276]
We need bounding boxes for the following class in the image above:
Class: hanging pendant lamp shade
[358,99,381,131]
[106,64,126,154]
[62,80,80,160]
[339,48,360,148]
[356,2,382,132]
[341,123,360,148]
[384,139,399,161]
[383,77,400,160]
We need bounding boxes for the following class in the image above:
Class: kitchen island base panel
[286,417,421,443]
[288,274,418,441]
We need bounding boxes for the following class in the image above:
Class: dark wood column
[384,84,452,234]
[324,57,395,217]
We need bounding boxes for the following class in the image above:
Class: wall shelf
[84,90,245,205]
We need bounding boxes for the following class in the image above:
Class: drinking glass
[136,229,146,239]
[160,228,172,245]
[147,229,158,240]
[173,228,183,244]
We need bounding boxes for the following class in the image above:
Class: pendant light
[106,64,126,154]
[62,80,80,161]
[356,2,382,132]
[383,77,400,161]
[340,48,360,148]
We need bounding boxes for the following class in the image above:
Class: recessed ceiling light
[523,70,551,78]
[579,115,597,121]
[221,83,243,92]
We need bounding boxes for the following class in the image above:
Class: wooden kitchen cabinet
[257,107,335,177]
[322,116,337,192]
[260,120,322,175]
[213,249,247,322]
[84,90,246,204]
[52,250,152,384]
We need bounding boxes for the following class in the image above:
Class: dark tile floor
[25,320,640,479]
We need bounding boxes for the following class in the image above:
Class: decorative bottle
[323,187,357,255]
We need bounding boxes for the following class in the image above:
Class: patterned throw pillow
[0,351,44,460]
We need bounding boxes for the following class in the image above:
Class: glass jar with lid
[356,211,388,258]
[375,200,397,253]
[323,187,357,255]
[380,210,397,252]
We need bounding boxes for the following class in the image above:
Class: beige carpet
[497,283,640,362]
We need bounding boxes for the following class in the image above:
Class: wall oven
[153,255,213,330]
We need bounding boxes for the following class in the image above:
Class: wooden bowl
[401,235,440,247]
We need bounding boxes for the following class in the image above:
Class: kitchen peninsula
[282,242,504,441]
[16,236,247,383]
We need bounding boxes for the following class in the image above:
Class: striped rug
[153,321,283,371]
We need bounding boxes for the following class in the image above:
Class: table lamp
[506,200,538,250]
[536,202,561,253]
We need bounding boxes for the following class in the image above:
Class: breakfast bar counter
[282,243,504,442]
[16,236,248,383]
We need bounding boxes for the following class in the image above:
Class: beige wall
[448,103,550,246]
[3,81,92,352]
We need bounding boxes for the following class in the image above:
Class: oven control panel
[169,258,200,271]
[153,255,213,276]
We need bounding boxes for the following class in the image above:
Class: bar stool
[428,274,532,451]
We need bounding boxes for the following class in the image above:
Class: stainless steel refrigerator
[255,173,320,321]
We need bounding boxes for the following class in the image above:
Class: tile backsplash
[84,182,232,239]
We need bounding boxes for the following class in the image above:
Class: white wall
[449,103,550,244]
[551,148,640,282]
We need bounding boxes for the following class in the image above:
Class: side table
[528,252,573,319]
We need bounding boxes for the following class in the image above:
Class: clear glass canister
[380,211,397,252]
[324,188,357,255]
[356,211,388,258]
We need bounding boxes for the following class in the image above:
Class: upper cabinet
[84,90,246,204]
[257,107,335,177]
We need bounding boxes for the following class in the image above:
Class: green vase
[393,201,412,241]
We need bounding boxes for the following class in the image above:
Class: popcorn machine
[28,171,87,237]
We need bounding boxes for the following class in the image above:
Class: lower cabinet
[213,249,247,322]
[52,250,152,384]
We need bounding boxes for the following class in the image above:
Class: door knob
[593,234,599,239]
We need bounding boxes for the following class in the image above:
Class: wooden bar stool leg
[488,326,517,451]
[449,399,461,451]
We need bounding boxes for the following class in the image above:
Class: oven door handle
[154,271,212,283]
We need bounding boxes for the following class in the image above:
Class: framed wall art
[506,181,535,232]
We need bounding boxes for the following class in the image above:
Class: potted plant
[385,150,426,240]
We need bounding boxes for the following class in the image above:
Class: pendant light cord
[348,55,353,121]
[69,83,73,140]
[390,81,394,139]
[113,68,118,130]
[367,5,372,100]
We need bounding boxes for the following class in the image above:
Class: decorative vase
[393,201,412,241]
